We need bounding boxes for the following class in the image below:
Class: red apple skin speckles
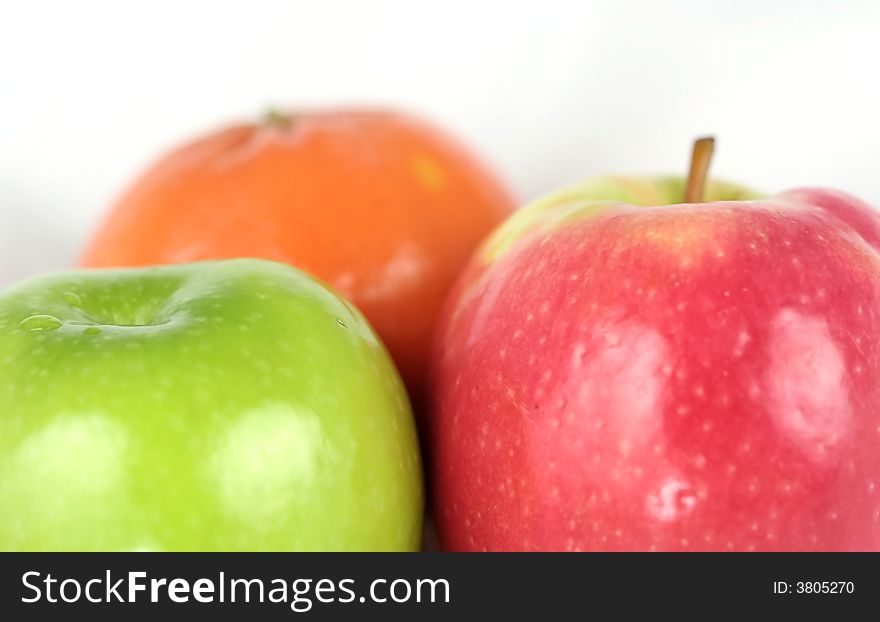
[777,188,880,251]
[430,190,880,551]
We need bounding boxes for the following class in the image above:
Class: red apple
[430,139,880,551]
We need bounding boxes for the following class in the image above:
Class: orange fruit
[81,109,516,402]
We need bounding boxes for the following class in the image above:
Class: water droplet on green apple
[336,318,347,328]
[62,291,82,307]
[19,314,63,332]
[84,326,101,336]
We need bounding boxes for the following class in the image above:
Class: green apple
[0,259,422,551]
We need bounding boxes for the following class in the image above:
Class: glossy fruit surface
[0,259,422,551]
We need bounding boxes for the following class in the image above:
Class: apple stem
[684,136,715,203]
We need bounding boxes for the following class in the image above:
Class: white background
[1,0,879,285]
